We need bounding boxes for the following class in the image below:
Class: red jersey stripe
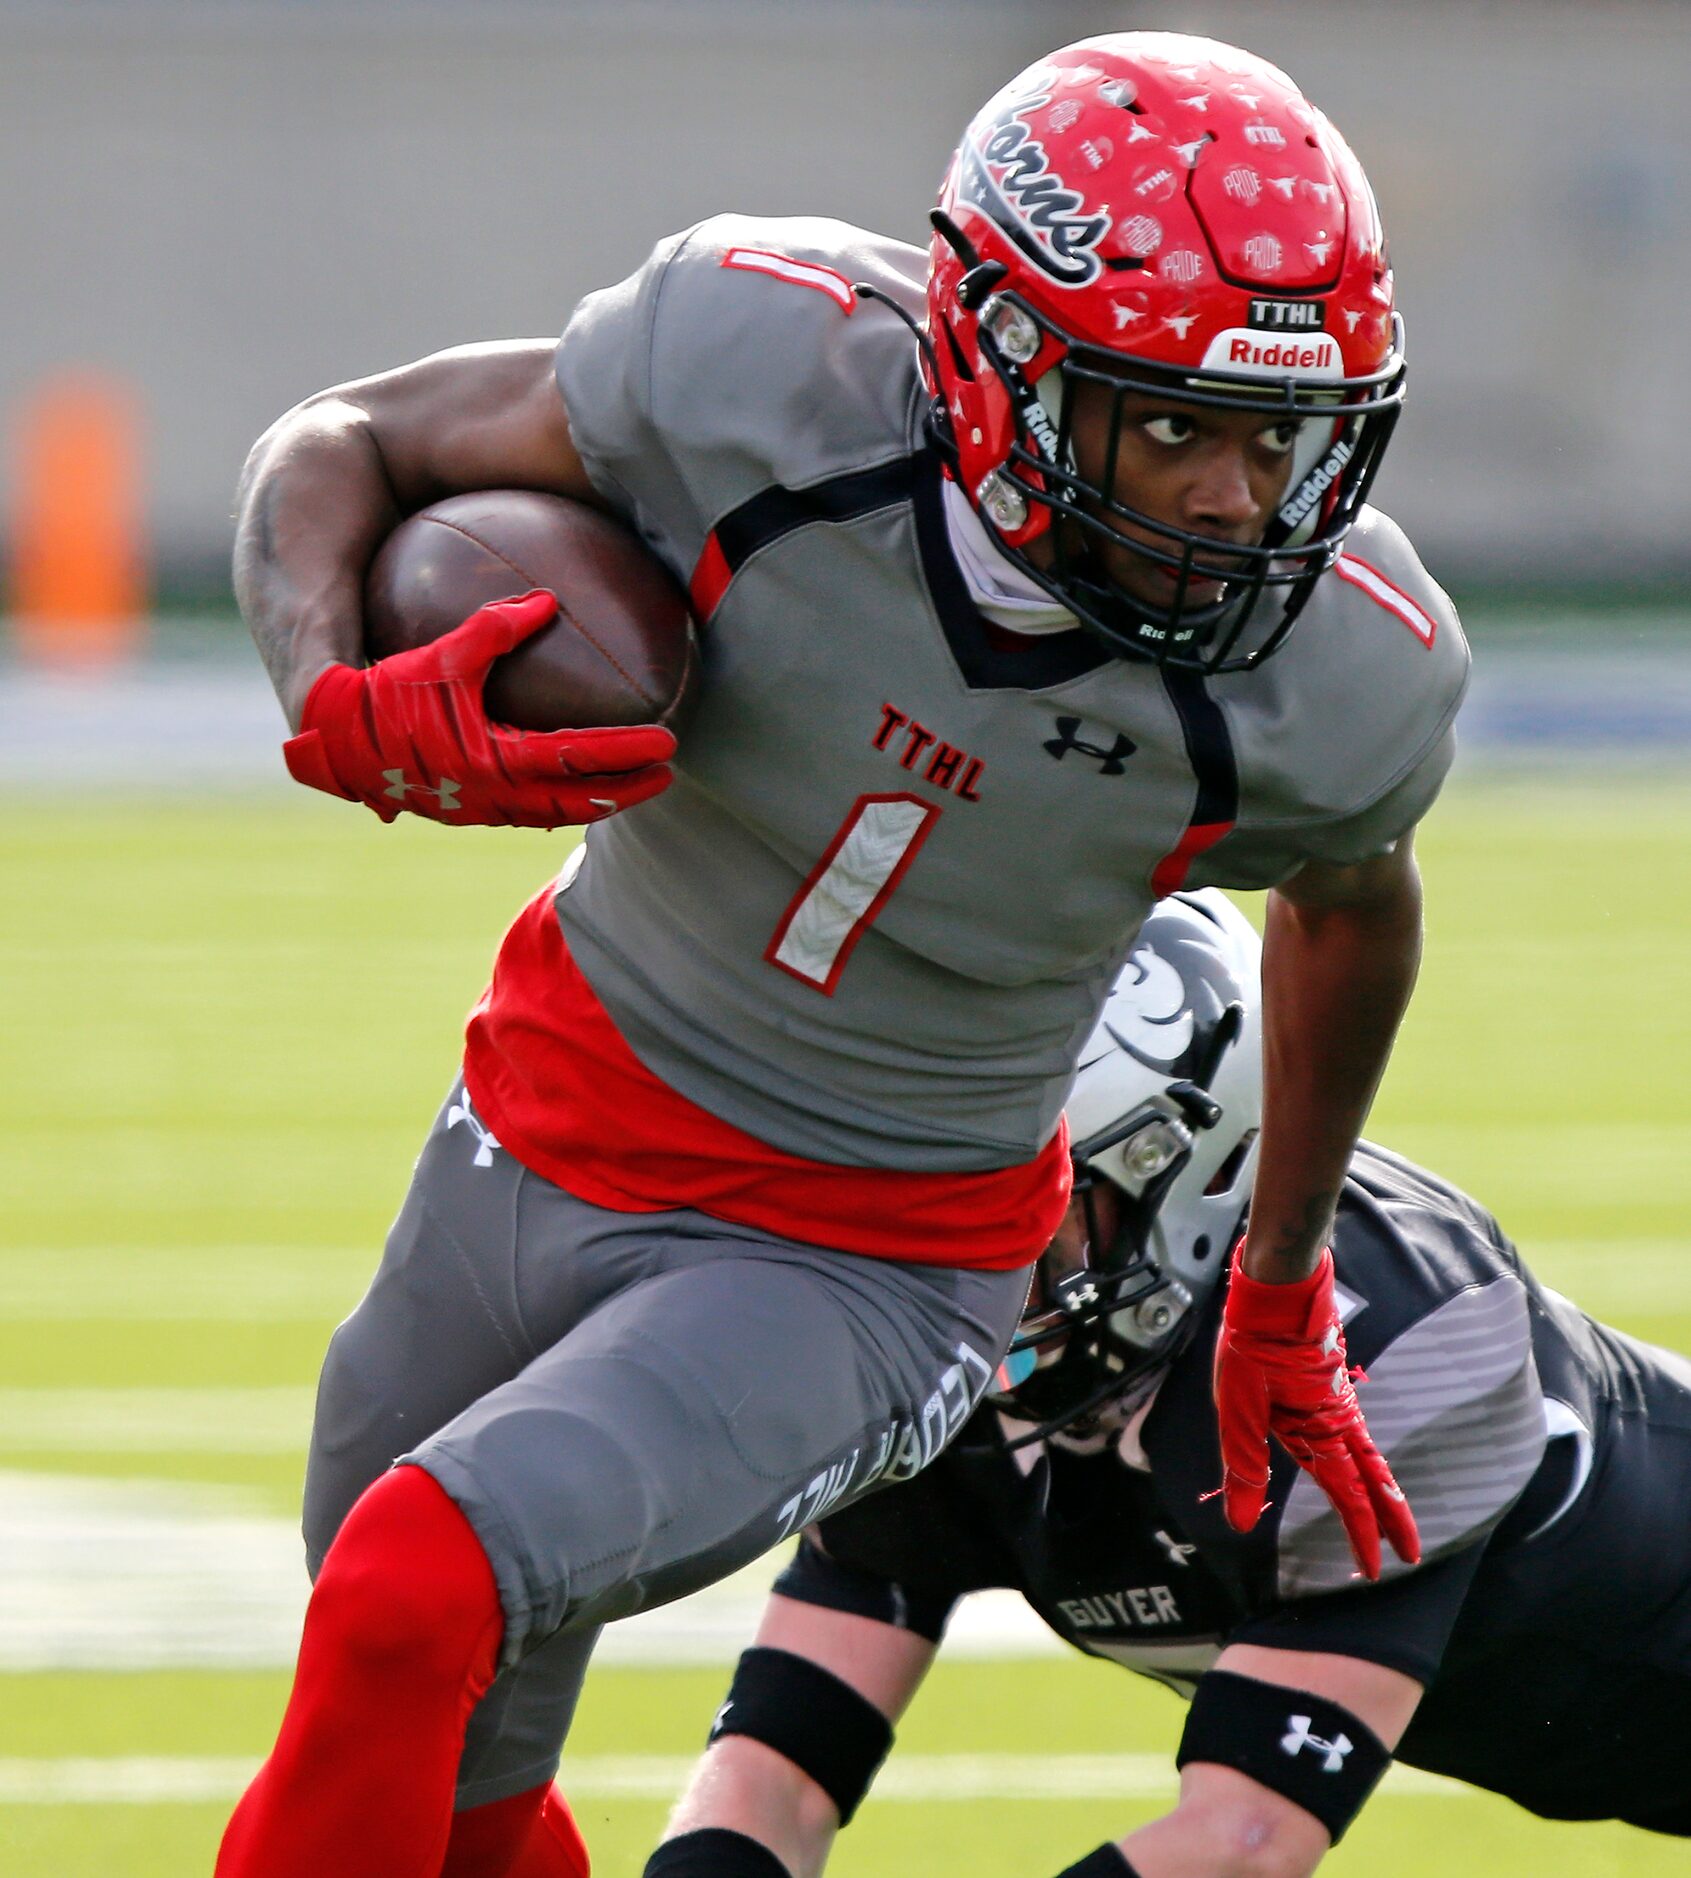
[462,887,1064,1269]
[688,532,732,622]
[1150,819,1235,898]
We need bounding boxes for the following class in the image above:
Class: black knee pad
[1177,1669,1391,1842]
[708,1646,893,1825]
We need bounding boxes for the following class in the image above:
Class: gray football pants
[301,1081,1029,1807]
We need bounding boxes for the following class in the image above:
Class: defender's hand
[1212,1241,1420,1581]
[281,589,676,828]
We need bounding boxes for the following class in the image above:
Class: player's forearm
[234,398,403,732]
[1243,855,1422,1284]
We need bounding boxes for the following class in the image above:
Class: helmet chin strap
[917,219,1279,651]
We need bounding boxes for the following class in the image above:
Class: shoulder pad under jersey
[1208,507,1471,862]
[556,213,926,563]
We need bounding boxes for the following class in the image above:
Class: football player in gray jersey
[660,893,1691,1877]
[222,31,1469,1878]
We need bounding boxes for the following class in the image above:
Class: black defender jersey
[793,1144,1691,1831]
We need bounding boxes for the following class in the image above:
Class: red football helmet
[922,33,1405,671]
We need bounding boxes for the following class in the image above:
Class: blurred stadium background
[2,2,1687,1873]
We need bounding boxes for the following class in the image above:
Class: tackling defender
[662,892,1691,1876]
[220,33,1467,1878]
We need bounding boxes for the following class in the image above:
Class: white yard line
[0,1473,1059,1671]
[0,1753,1463,1807]
[0,1388,316,1454]
[0,1473,312,1670]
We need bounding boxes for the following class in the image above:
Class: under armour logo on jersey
[1282,1715,1353,1773]
[383,768,461,812]
[1154,1528,1198,1567]
[1043,718,1136,775]
[446,1097,501,1167]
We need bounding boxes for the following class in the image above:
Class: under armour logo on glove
[281,590,675,829]
[382,769,461,811]
[446,1097,501,1168]
[1282,1714,1353,1774]
[1043,716,1136,775]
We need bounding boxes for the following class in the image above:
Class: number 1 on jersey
[765,793,940,994]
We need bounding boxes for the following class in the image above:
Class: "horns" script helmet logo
[959,95,1111,287]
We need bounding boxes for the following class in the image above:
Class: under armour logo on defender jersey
[383,768,462,812]
[1043,718,1136,775]
[1282,1715,1352,1773]
[446,1097,501,1167]
[1154,1528,1197,1567]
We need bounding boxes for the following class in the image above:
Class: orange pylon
[9,370,147,665]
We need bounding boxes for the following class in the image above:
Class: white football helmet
[991,888,1263,1439]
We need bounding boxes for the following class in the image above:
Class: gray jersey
[552,215,1469,1171]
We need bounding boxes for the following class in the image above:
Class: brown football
[363,490,698,734]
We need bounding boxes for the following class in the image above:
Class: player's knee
[308,1466,501,1678]
[1161,1782,1329,1878]
[461,1403,676,1626]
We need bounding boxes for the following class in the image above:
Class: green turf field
[3,773,1689,1875]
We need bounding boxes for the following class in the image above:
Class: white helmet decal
[1103,947,1195,1064]
[996,890,1264,1439]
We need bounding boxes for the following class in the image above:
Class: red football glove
[1212,1239,1420,1581]
[281,589,676,828]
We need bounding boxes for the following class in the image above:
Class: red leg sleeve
[442,1782,591,1878]
[216,1464,505,1878]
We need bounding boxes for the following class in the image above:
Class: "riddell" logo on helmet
[1199,328,1344,380]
